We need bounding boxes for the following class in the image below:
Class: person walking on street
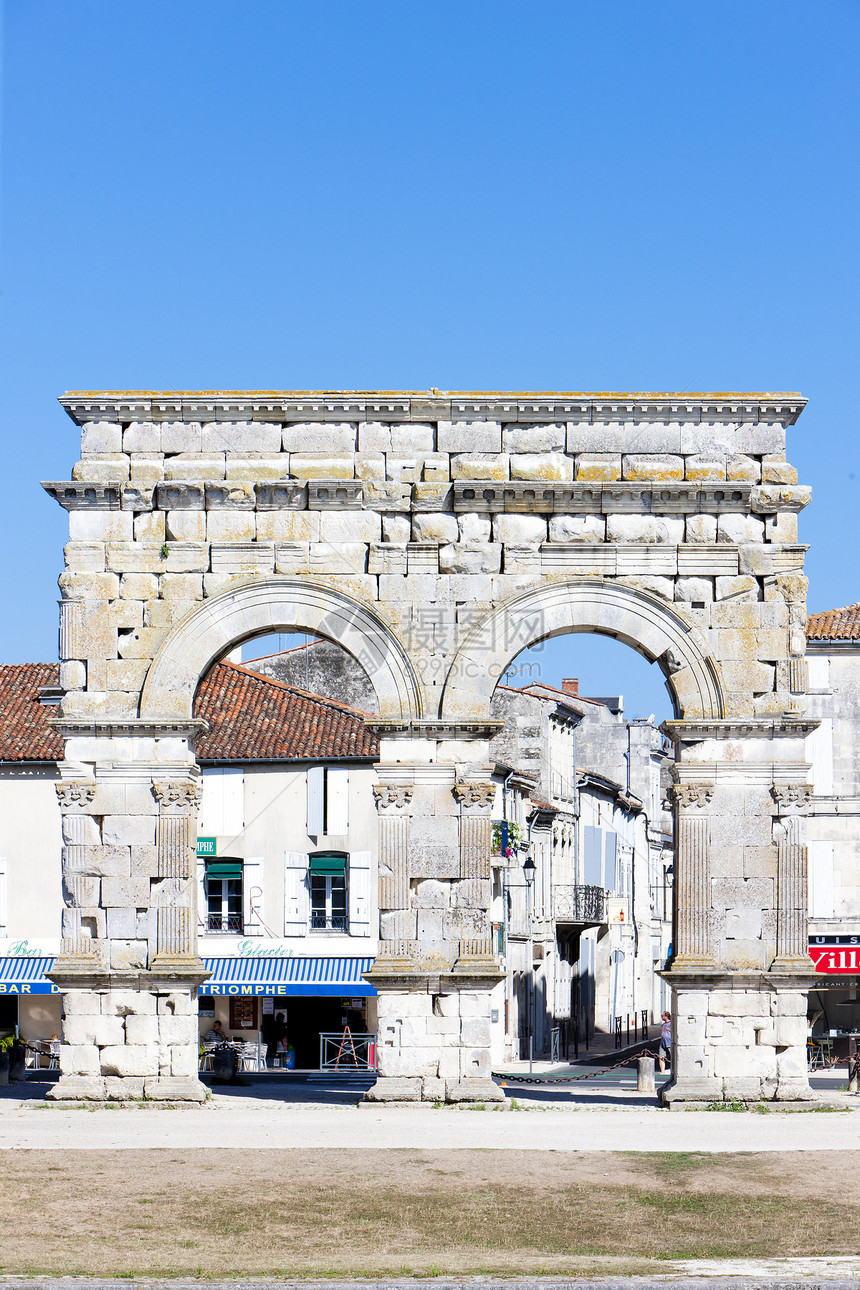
[658,1010,672,1072]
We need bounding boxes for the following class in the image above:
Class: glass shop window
[309,853,348,932]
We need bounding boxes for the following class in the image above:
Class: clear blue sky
[1,1,857,712]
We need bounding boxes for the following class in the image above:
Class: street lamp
[522,855,536,1070]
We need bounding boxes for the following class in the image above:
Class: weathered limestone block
[159,573,203,601]
[119,574,159,601]
[133,512,166,542]
[163,455,226,480]
[510,453,572,481]
[492,514,547,546]
[161,422,202,453]
[128,457,165,485]
[718,513,765,544]
[100,872,151,904]
[206,511,257,542]
[62,1013,125,1047]
[282,423,357,454]
[64,542,106,572]
[449,454,509,480]
[727,454,761,481]
[606,515,684,544]
[163,542,208,573]
[59,571,121,602]
[762,458,798,485]
[438,421,501,453]
[684,455,726,481]
[123,423,162,453]
[59,1044,101,1075]
[575,453,621,481]
[68,512,133,542]
[421,453,450,481]
[439,543,501,574]
[81,421,123,453]
[622,454,684,481]
[319,510,381,543]
[225,457,290,481]
[380,514,410,544]
[715,575,759,602]
[457,513,492,542]
[46,1075,106,1101]
[60,659,87,689]
[380,911,418,939]
[306,543,367,575]
[764,513,799,543]
[413,879,449,907]
[548,515,606,543]
[685,515,718,543]
[73,456,130,483]
[202,421,281,454]
[99,1045,159,1077]
[355,454,386,481]
[443,909,489,939]
[411,513,459,544]
[288,454,355,479]
[255,511,319,543]
[502,423,565,453]
[675,577,714,603]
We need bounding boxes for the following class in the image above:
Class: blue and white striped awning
[0,957,58,995]
[202,956,376,997]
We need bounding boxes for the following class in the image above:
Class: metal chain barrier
[497,1050,661,1085]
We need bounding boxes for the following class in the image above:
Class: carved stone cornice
[54,782,96,812]
[771,783,813,814]
[48,717,209,739]
[42,481,121,511]
[365,719,504,740]
[672,783,714,810]
[153,780,202,812]
[453,781,496,811]
[662,718,820,742]
[372,784,414,811]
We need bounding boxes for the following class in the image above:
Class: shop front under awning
[0,957,58,994]
[202,956,376,997]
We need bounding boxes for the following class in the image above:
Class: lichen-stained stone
[763,513,799,543]
[58,571,121,601]
[412,482,454,511]
[206,511,257,542]
[449,454,509,481]
[163,455,226,480]
[575,453,621,481]
[502,423,565,453]
[548,515,606,543]
[159,573,203,601]
[439,542,501,574]
[256,511,320,543]
[133,512,165,542]
[72,456,130,483]
[288,454,355,479]
[64,542,106,572]
[355,454,386,481]
[675,576,714,603]
[510,453,572,481]
[421,453,450,481]
[128,456,165,484]
[727,454,761,482]
[382,514,411,544]
[438,421,501,453]
[715,575,759,602]
[119,573,159,602]
[68,511,133,542]
[761,457,798,484]
[685,514,718,543]
[307,543,368,575]
[622,454,684,481]
[282,422,357,454]
[457,513,491,543]
[123,423,162,453]
[107,543,168,574]
[684,455,726,481]
[163,542,209,573]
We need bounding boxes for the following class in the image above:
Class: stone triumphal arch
[44,390,817,1104]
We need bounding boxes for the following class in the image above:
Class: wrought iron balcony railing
[552,884,606,924]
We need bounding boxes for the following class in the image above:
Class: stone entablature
[42,390,817,1106]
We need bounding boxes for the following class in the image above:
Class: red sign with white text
[810,944,860,973]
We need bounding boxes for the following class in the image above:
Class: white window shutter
[806,719,834,796]
[243,857,265,936]
[808,841,835,918]
[307,767,325,836]
[0,859,7,937]
[327,768,349,835]
[198,767,244,835]
[348,850,372,937]
[284,852,309,935]
[196,857,207,930]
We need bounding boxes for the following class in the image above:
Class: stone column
[373,783,413,962]
[671,782,715,967]
[55,782,102,960]
[771,784,814,969]
[453,779,496,966]
[152,779,201,966]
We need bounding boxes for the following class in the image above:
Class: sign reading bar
[196,837,217,857]
[810,936,860,974]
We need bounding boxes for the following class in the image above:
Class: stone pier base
[364,968,505,1103]
[46,966,208,1102]
[660,973,816,1107]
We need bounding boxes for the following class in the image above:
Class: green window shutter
[309,853,346,876]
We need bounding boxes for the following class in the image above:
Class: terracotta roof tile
[195,662,377,761]
[0,664,62,761]
[806,604,860,641]
[0,661,378,763]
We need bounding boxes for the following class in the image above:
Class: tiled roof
[195,663,378,762]
[0,664,63,762]
[806,604,860,641]
[0,662,377,764]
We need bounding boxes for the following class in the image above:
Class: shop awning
[0,957,58,995]
[201,956,376,997]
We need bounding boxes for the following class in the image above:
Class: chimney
[562,678,579,696]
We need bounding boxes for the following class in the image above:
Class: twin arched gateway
[44,390,817,1104]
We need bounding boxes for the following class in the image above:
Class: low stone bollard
[637,1055,656,1094]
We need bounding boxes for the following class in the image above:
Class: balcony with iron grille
[552,884,606,925]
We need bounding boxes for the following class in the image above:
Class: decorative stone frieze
[770,783,812,813]
[672,783,714,810]
[372,784,414,810]
[152,779,202,812]
[452,781,496,811]
[55,781,97,811]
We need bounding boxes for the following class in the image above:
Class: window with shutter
[284,852,309,935]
